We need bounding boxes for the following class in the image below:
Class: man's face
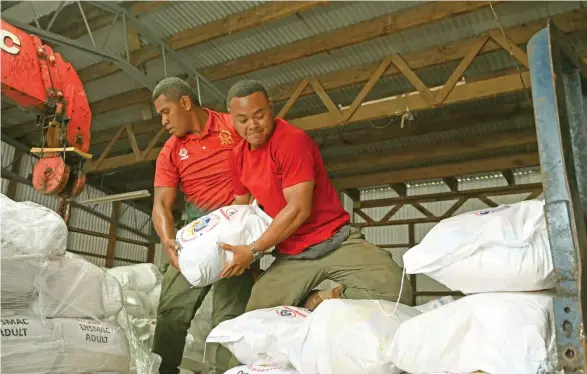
[154,94,192,137]
[229,92,275,149]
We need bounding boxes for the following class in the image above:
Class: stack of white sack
[0,194,162,374]
[105,263,163,351]
[389,292,559,374]
[177,202,272,288]
[0,194,123,319]
[1,313,130,373]
[208,300,421,374]
[207,306,310,367]
[402,200,555,293]
[107,263,163,320]
[285,299,421,374]
[390,199,560,374]
[225,365,299,374]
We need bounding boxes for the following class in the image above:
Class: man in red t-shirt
[219,79,412,314]
[150,77,253,374]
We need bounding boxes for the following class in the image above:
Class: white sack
[33,252,123,319]
[56,318,130,373]
[286,299,420,374]
[1,194,68,305]
[1,254,46,308]
[0,193,67,257]
[225,365,298,374]
[1,315,130,374]
[207,306,309,366]
[414,295,456,313]
[107,263,162,292]
[1,315,60,374]
[389,292,558,374]
[403,201,555,293]
[177,204,271,288]
[122,290,153,319]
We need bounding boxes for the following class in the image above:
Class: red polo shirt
[154,109,241,212]
[230,119,350,255]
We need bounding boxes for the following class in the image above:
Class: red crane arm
[1,19,92,199]
[1,19,91,153]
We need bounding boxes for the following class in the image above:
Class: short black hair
[152,76,200,106]
[226,79,270,110]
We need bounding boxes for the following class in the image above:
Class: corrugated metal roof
[83,71,142,102]
[91,102,151,132]
[138,1,264,38]
[212,1,582,93]
[2,1,74,24]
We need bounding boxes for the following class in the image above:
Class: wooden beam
[326,130,537,173]
[479,196,498,208]
[147,243,155,264]
[443,177,459,192]
[343,188,361,202]
[390,183,407,197]
[356,183,542,209]
[67,249,142,265]
[502,169,516,186]
[292,71,533,131]
[198,2,494,82]
[333,152,540,190]
[68,226,149,246]
[267,9,587,103]
[105,201,121,268]
[15,10,583,145]
[78,1,328,83]
[6,154,22,199]
[84,70,537,173]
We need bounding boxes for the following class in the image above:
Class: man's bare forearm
[152,204,176,243]
[255,204,309,252]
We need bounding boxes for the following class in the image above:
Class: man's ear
[180,96,192,110]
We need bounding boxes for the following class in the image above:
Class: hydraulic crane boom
[1,19,91,198]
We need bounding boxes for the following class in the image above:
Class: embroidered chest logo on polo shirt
[179,148,189,160]
[219,130,233,145]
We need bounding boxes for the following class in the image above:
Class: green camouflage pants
[152,204,253,374]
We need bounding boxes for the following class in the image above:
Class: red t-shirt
[230,119,350,255]
[154,109,241,212]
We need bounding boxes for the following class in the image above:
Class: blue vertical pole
[528,24,587,373]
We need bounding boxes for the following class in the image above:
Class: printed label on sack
[179,213,221,242]
[1,317,31,338]
[474,205,510,216]
[219,207,238,220]
[72,318,114,344]
[274,306,307,318]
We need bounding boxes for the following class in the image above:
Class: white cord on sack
[379,266,408,320]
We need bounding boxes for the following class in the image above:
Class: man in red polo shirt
[150,77,253,374]
[219,79,412,314]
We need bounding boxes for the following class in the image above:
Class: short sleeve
[229,150,249,196]
[154,144,179,188]
[277,132,315,188]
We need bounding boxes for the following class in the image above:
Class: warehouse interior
[1,1,586,373]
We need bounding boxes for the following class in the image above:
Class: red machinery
[1,19,91,198]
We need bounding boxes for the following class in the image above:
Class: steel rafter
[92,1,227,103]
[528,22,587,373]
[3,17,158,90]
